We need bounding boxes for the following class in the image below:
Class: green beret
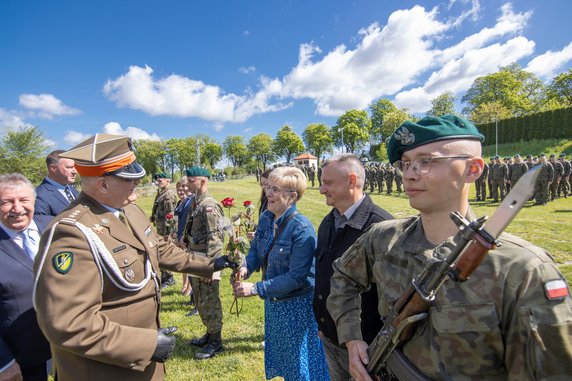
[560,153,567,158]
[185,166,211,178]
[386,114,484,164]
[155,172,171,179]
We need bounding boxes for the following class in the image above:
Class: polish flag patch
[544,279,569,300]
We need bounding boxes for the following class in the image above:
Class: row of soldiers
[364,162,403,195]
[476,153,571,205]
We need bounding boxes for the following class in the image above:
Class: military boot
[194,331,223,360]
[188,332,209,348]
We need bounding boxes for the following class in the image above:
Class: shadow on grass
[171,332,265,360]
[553,209,572,213]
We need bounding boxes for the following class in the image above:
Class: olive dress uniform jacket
[0,218,51,374]
[33,193,213,381]
[327,213,572,380]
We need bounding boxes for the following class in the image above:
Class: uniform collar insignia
[92,224,104,235]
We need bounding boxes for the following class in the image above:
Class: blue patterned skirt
[264,293,330,381]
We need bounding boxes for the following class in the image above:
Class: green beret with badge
[185,166,211,178]
[386,114,485,164]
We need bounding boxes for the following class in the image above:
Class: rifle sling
[385,349,433,381]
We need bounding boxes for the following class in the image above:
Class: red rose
[221,197,235,208]
[166,213,173,219]
[243,200,252,207]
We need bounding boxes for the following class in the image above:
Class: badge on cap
[53,252,74,274]
[394,126,415,145]
[544,279,569,300]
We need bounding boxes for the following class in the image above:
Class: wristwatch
[250,283,258,296]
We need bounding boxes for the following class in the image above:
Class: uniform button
[320,317,325,323]
[124,258,129,264]
[318,294,323,300]
[128,362,136,368]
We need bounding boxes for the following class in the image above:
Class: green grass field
[134,174,572,381]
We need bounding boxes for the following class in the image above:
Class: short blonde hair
[268,167,307,201]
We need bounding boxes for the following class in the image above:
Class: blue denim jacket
[245,204,316,301]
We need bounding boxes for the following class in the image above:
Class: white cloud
[19,93,80,119]
[63,130,91,146]
[103,65,290,123]
[239,66,256,75]
[213,122,224,132]
[0,108,31,130]
[525,41,572,79]
[103,121,161,141]
[243,127,253,132]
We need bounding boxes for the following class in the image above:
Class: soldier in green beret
[549,154,564,201]
[182,166,227,360]
[534,154,554,205]
[558,153,570,198]
[327,115,572,381]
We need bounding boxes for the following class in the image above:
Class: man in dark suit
[34,150,78,224]
[0,173,51,381]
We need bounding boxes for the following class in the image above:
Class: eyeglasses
[264,185,294,194]
[395,155,472,176]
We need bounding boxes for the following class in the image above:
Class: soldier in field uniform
[534,154,554,205]
[558,153,571,198]
[151,172,178,287]
[549,154,564,201]
[327,115,572,381]
[490,155,508,202]
[475,159,488,201]
[33,134,234,381]
[183,167,227,360]
[508,154,528,189]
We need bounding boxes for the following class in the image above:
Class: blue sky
[1,0,571,150]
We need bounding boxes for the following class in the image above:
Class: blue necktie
[64,186,75,202]
[21,229,38,260]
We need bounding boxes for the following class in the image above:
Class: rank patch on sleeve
[544,279,569,300]
[205,206,213,213]
[53,252,74,274]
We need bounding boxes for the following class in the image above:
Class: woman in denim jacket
[233,166,329,381]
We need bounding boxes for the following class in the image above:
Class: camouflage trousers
[550,178,561,200]
[386,179,393,194]
[491,179,505,201]
[378,179,384,193]
[558,176,570,197]
[395,178,403,194]
[475,179,487,201]
[534,181,551,205]
[190,277,223,333]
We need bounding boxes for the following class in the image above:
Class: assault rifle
[366,165,541,381]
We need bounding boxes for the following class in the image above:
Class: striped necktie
[64,186,75,202]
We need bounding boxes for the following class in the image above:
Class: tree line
[1,64,570,183]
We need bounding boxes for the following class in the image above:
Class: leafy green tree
[462,63,545,117]
[302,123,333,166]
[333,110,371,153]
[248,133,275,170]
[547,69,572,106]
[369,99,398,142]
[201,141,223,169]
[133,139,165,179]
[273,125,304,163]
[0,126,50,183]
[223,135,249,167]
[380,109,413,140]
[469,101,512,124]
[427,91,457,117]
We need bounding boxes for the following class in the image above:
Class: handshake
[212,255,239,271]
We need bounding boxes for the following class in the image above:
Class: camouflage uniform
[558,157,571,198]
[534,162,554,205]
[327,215,572,380]
[308,166,316,187]
[475,162,488,201]
[151,187,177,237]
[184,192,225,337]
[549,158,564,201]
[394,169,403,195]
[509,162,528,188]
[377,165,385,193]
[490,162,508,202]
[368,166,376,193]
[385,165,394,195]
[487,159,495,198]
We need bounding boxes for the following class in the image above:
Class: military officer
[183,167,227,360]
[549,154,564,201]
[327,115,572,381]
[490,155,508,202]
[475,159,488,201]
[151,172,177,288]
[33,134,234,381]
[508,154,528,189]
[558,153,570,198]
[534,154,554,205]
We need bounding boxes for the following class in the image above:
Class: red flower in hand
[243,200,252,207]
[221,197,235,208]
[166,213,173,219]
